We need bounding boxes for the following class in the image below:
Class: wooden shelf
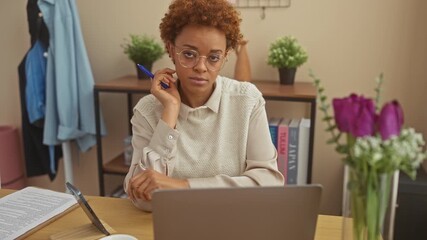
[94,75,317,100]
[94,75,317,196]
[103,153,130,175]
[252,80,316,100]
[95,75,152,93]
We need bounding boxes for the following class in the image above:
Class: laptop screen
[152,185,322,240]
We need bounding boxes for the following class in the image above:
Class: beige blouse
[124,76,284,211]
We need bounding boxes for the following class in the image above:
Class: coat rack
[230,0,292,19]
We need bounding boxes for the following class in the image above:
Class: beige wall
[1,0,426,215]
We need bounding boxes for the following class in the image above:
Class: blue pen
[137,64,169,89]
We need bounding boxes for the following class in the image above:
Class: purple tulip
[351,100,376,137]
[377,100,404,140]
[332,96,353,133]
[333,94,376,137]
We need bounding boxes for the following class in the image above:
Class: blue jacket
[25,40,47,125]
[38,0,106,151]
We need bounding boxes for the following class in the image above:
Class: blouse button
[168,135,174,140]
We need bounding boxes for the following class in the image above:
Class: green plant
[122,34,164,65]
[267,36,308,69]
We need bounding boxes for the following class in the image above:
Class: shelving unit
[94,75,317,196]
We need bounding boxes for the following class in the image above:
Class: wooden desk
[0,189,341,240]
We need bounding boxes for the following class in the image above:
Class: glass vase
[342,166,398,240]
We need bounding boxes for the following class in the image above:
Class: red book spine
[277,119,289,182]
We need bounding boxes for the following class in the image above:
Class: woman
[124,0,284,211]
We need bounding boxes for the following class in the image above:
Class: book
[268,117,282,149]
[287,119,300,185]
[297,118,311,185]
[277,118,290,180]
[0,187,77,240]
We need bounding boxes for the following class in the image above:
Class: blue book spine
[268,118,281,149]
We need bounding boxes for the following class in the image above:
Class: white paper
[0,187,77,240]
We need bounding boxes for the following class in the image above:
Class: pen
[137,64,169,89]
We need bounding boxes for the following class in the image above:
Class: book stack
[268,117,311,185]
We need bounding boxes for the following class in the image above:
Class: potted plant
[267,36,308,85]
[122,34,164,79]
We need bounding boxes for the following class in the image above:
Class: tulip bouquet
[311,72,426,240]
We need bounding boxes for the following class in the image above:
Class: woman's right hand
[151,68,180,128]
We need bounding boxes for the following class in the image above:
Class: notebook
[152,185,322,240]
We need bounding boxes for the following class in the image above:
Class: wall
[0,0,426,215]
[405,1,427,172]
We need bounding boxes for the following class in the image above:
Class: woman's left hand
[127,169,189,201]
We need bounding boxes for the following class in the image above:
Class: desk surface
[0,189,342,240]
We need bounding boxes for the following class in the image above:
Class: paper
[0,187,77,240]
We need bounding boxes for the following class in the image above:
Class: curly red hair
[160,0,243,51]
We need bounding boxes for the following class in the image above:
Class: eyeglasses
[175,47,227,72]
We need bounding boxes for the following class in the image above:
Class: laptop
[152,185,322,240]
